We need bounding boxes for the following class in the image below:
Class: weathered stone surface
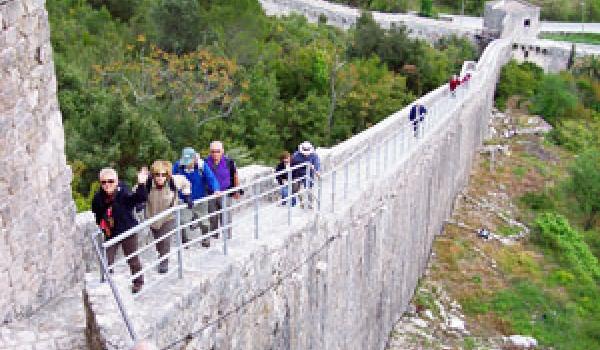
[0,0,79,324]
[259,0,481,44]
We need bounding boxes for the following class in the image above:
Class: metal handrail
[102,162,313,249]
[88,58,483,342]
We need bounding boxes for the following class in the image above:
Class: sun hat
[298,141,314,156]
[180,147,196,166]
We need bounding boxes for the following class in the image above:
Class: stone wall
[259,0,481,44]
[0,0,80,323]
[511,39,600,73]
[83,35,513,349]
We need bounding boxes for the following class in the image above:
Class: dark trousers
[106,234,143,286]
[151,219,175,270]
[208,196,232,239]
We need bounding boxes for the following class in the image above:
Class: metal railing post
[175,207,183,279]
[287,168,292,225]
[401,126,406,156]
[317,175,323,211]
[392,131,400,163]
[87,232,138,342]
[253,182,259,239]
[366,145,371,178]
[305,163,311,210]
[357,153,361,188]
[331,170,337,213]
[344,162,349,199]
[98,231,106,283]
[376,145,381,176]
[384,139,389,172]
[221,195,228,255]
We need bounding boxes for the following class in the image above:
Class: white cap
[298,141,314,156]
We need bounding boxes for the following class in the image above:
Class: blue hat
[180,147,196,166]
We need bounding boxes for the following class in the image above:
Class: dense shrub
[533,213,600,282]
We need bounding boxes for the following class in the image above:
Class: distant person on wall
[449,74,460,97]
[275,151,296,206]
[145,160,192,273]
[291,141,321,209]
[409,103,427,138]
[461,72,471,88]
[205,141,241,241]
[173,147,220,247]
[91,167,148,293]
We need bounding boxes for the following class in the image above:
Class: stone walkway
[0,64,470,350]
[0,284,86,350]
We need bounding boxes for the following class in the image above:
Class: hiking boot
[158,265,168,274]
[201,239,210,248]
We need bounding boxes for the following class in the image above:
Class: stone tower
[484,0,540,39]
[0,0,80,323]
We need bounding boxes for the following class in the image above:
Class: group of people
[407,72,473,139]
[91,140,321,293]
[449,72,472,97]
[91,141,240,293]
[275,141,321,209]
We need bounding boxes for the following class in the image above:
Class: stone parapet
[511,39,600,73]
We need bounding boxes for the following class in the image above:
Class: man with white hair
[205,141,241,242]
[291,141,321,209]
[91,167,148,293]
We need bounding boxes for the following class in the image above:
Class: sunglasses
[154,172,168,178]
[100,179,116,185]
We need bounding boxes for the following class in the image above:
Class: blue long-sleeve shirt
[291,151,320,180]
[172,160,220,201]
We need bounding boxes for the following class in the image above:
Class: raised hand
[137,166,149,184]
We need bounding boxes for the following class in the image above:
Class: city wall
[5,0,588,348]
[259,0,482,44]
[84,37,513,349]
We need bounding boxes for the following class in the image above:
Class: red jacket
[449,78,460,91]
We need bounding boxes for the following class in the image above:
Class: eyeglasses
[154,172,168,178]
[210,149,221,154]
[101,179,116,185]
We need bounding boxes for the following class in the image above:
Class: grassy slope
[540,33,600,46]
[427,99,600,349]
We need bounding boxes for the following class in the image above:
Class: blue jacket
[409,104,427,123]
[172,160,220,201]
[291,151,320,180]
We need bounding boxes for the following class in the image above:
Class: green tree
[347,12,385,59]
[420,0,433,17]
[152,0,211,54]
[531,74,578,125]
[495,61,544,110]
[88,0,142,22]
[566,150,600,230]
